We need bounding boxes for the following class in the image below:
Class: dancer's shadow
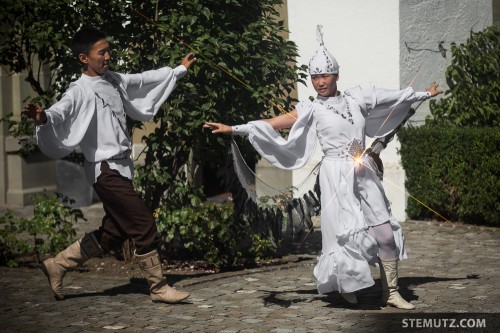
[322,274,479,310]
[63,274,197,302]
[262,274,479,310]
[64,277,149,299]
[262,288,322,308]
[278,229,323,257]
[261,287,379,310]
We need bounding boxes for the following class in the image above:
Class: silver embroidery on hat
[308,25,339,75]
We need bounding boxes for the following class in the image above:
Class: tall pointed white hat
[308,25,339,75]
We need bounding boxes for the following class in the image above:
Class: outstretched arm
[203,122,233,134]
[262,109,298,130]
[204,109,298,135]
[351,81,444,113]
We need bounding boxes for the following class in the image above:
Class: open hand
[426,82,444,97]
[203,122,232,135]
[22,103,47,125]
[181,52,197,70]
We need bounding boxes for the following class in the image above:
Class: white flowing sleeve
[233,102,317,170]
[345,85,430,138]
[116,65,187,121]
[36,83,95,159]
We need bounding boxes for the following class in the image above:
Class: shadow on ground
[261,274,479,311]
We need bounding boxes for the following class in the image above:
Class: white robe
[235,86,430,294]
[36,65,187,184]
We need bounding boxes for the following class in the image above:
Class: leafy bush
[0,211,31,267]
[155,199,243,269]
[398,126,499,225]
[0,193,85,266]
[154,191,279,269]
[427,26,500,127]
[0,112,38,157]
[130,0,307,212]
[247,234,278,262]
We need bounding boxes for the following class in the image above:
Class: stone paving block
[1,220,500,332]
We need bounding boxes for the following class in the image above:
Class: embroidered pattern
[94,76,130,140]
[331,138,365,159]
[347,139,364,159]
[310,49,336,74]
[316,96,354,125]
[308,25,339,74]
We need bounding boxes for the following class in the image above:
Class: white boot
[135,250,189,303]
[340,292,358,304]
[41,233,102,300]
[379,258,415,309]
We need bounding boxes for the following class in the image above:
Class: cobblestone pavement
[1,204,499,332]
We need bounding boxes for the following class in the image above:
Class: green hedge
[398,126,499,226]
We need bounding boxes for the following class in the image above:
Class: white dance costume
[232,25,431,294]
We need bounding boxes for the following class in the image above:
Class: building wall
[287,0,401,100]
[0,69,7,206]
[0,66,57,208]
[495,0,500,27]
[400,0,493,124]
[390,0,493,220]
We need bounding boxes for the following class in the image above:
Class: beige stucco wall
[0,66,57,207]
[254,0,293,193]
[0,69,7,206]
[493,0,500,27]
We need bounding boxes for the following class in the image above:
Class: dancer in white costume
[205,26,442,309]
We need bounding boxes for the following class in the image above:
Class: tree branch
[25,68,46,96]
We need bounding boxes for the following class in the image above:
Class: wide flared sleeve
[36,82,95,159]
[345,85,430,138]
[113,65,187,121]
[233,101,317,170]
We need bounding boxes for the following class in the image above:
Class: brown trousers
[92,161,158,255]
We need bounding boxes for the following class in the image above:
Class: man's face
[79,38,111,76]
[311,74,338,97]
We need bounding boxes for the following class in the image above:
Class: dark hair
[71,27,107,59]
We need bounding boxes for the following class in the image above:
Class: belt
[108,149,131,160]
[323,139,365,161]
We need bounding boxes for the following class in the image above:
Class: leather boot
[379,258,415,309]
[135,250,189,303]
[41,233,102,300]
[340,292,358,304]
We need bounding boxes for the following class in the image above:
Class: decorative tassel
[316,24,324,46]
[227,139,322,246]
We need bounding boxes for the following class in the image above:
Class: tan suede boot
[379,258,415,309]
[41,233,102,300]
[135,250,189,303]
